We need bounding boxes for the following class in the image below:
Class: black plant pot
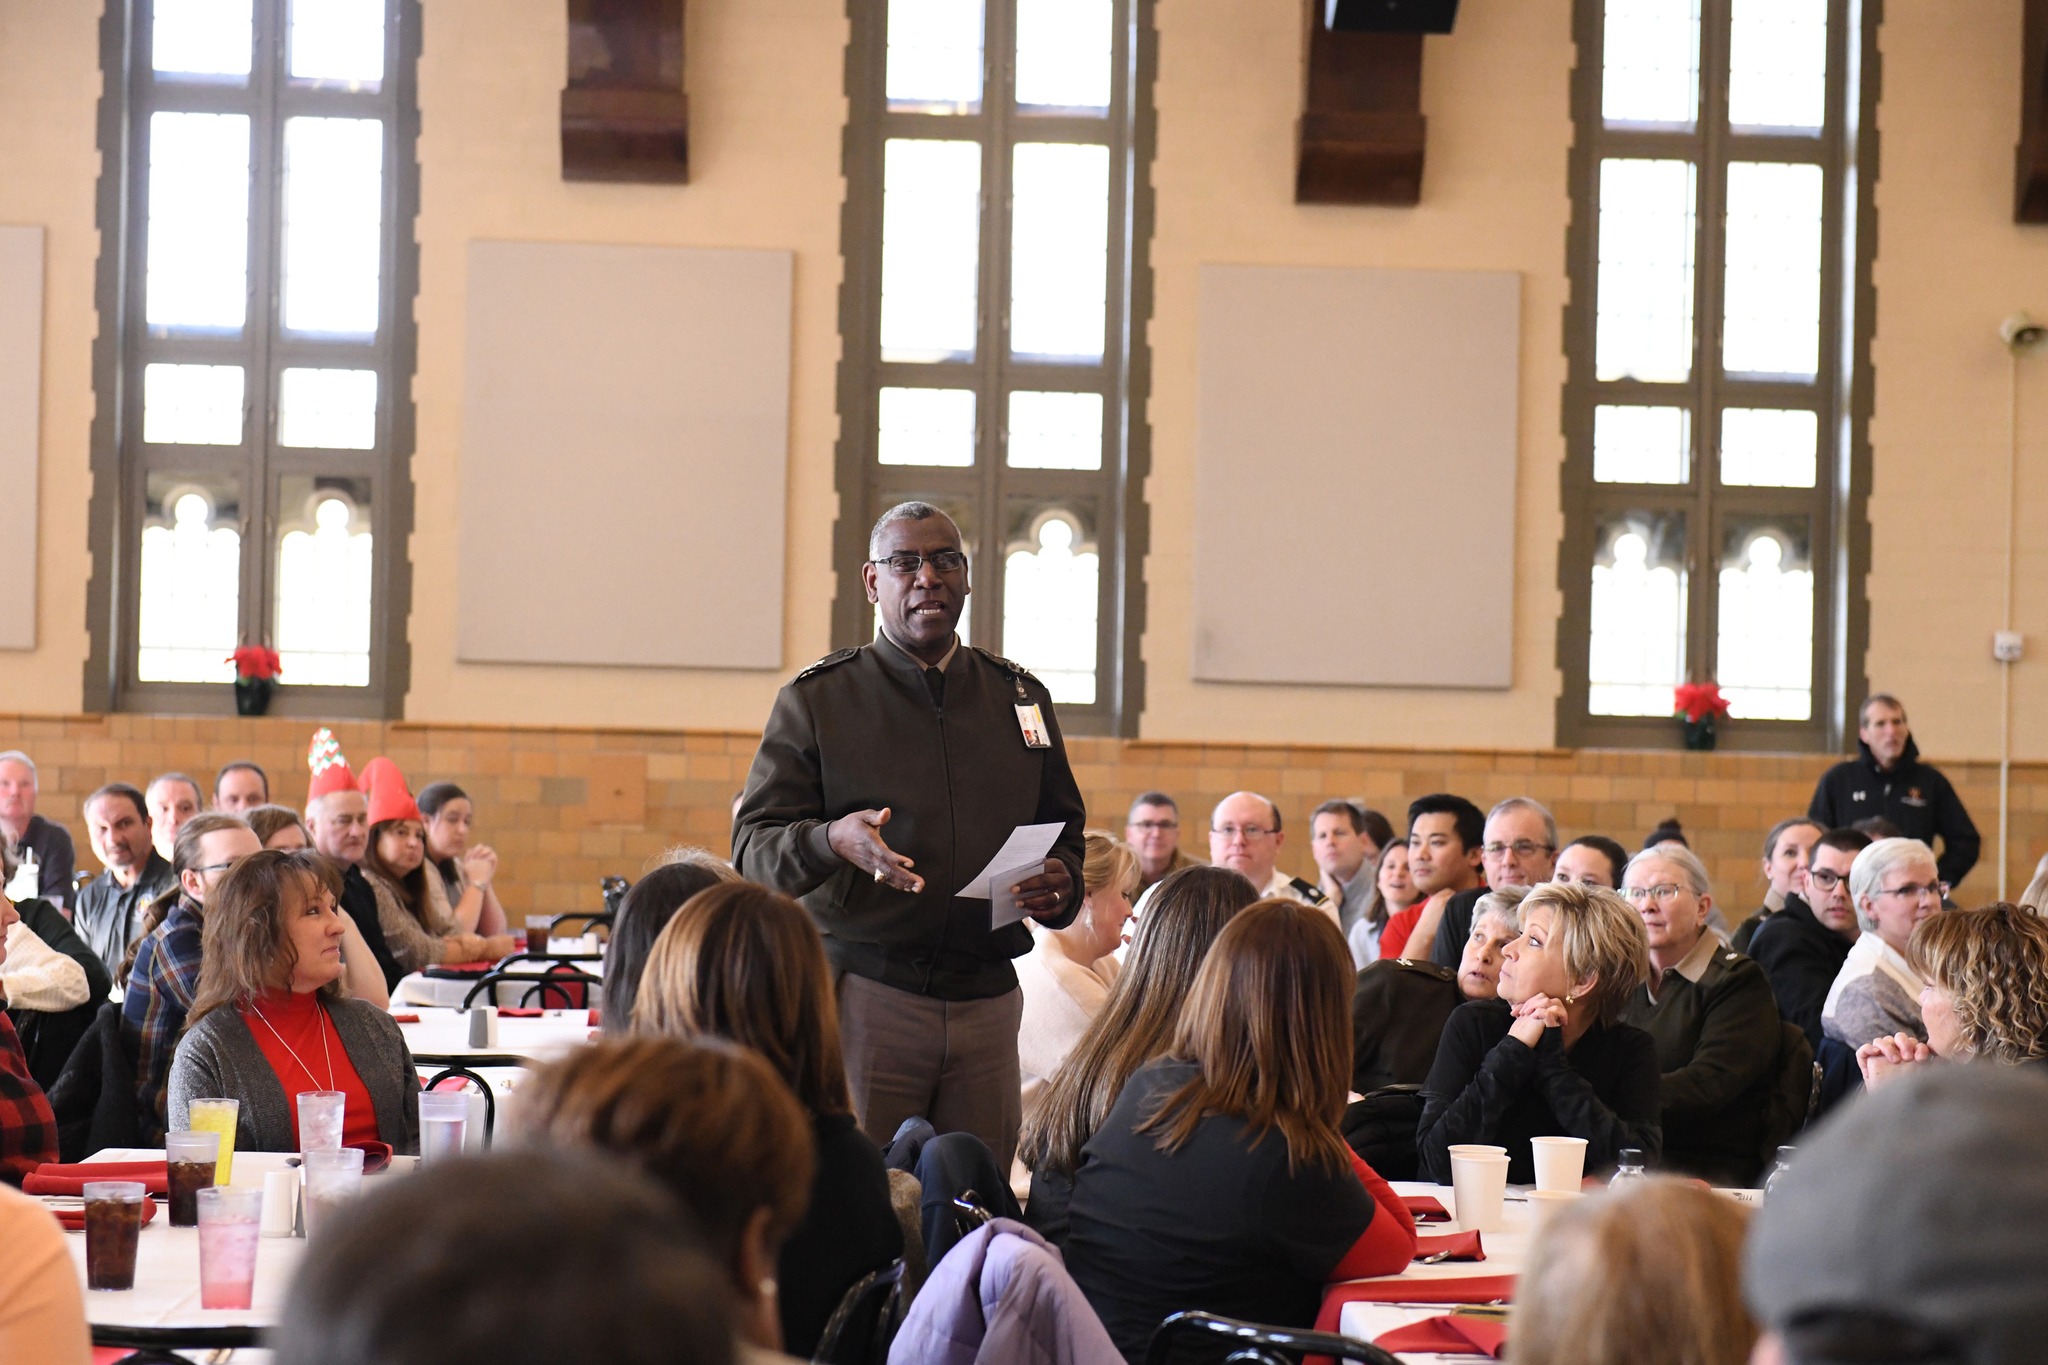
[1680,715,1717,751]
[234,677,275,717]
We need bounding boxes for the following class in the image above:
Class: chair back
[1143,1311,1400,1365]
[1759,1019,1815,1168]
[813,1259,907,1365]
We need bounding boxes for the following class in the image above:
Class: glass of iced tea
[163,1129,220,1227]
[82,1181,147,1290]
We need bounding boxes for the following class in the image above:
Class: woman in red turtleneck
[168,850,420,1154]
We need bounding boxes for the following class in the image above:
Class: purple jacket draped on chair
[887,1218,1124,1365]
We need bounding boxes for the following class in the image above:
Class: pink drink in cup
[196,1185,264,1310]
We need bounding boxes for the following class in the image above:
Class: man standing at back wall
[735,502,1086,1170]
[1808,693,1979,889]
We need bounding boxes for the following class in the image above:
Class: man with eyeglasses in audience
[735,502,1086,1171]
[1748,827,1869,1050]
[1822,837,1947,1051]
[1125,792,1198,896]
[1426,796,1557,969]
[1808,693,1979,890]
[1207,791,1330,916]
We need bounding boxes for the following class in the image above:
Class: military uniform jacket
[734,634,1087,1002]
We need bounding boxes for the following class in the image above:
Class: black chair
[1143,1311,1400,1365]
[811,1259,907,1365]
[460,964,603,1011]
[421,1066,499,1142]
[46,1001,142,1162]
[951,1189,995,1243]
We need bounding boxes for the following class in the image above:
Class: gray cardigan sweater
[167,995,421,1154]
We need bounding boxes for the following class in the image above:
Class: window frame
[85,0,420,717]
[1555,0,1878,750]
[830,0,1156,735]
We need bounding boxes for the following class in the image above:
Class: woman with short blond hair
[1065,899,1417,1359]
[1016,830,1139,1119]
[631,881,897,1358]
[1514,1177,1755,1365]
[1418,881,1661,1185]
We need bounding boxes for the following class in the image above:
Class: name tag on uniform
[1015,703,1051,748]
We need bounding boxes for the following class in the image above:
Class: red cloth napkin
[390,1012,422,1024]
[347,1140,393,1173]
[587,1009,602,1028]
[1315,1274,1518,1334]
[1414,1229,1486,1262]
[1402,1193,1452,1222]
[24,1161,170,1197]
[95,1349,139,1365]
[51,1197,160,1233]
[497,1007,544,1018]
[1374,1314,1507,1358]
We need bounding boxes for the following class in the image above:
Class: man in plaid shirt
[0,905,58,1184]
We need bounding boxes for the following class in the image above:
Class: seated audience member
[242,806,389,1009]
[0,1181,89,1363]
[272,1150,737,1365]
[144,772,202,862]
[1348,839,1422,966]
[602,851,743,1033]
[1855,903,2048,1090]
[1731,818,1824,953]
[1618,846,1781,1186]
[521,1037,815,1355]
[74,783,174,980]
[212,761,269,814]
[1311,800,1383,941]
[356,758,513,972]
[1018,831,1137,1116]
[2019,851,2048,913]
[303,732,404,993]
[1428,797,1559,968]
[1515,1177,1755,1365]
[1851,814,1902,841]
[247,804,311,850]
[168,850,420,1154]
[1065,900,1417,1359]
[1418,882,1660,1186]
[418,781,509,937]
[1354,886,1527,1095]
[1746,1065,2048,1365]
[120,813,261,1143]
[1646,817,1688,848]
[1125,792,1198,896]
[0,751,76,908]
[1018,864,1260,1243]
[1748,828,1870,1049]
[1209,790,1330,914]
[1,845,108,1092]
[1387,794,1485,963]
[1822,837,1944,1049]
[630,884,899,1357]
[0,916,58,1184]
[1551,834,1628,889]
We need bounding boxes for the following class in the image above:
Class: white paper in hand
[955,822,1065,898]
[989,861,1049,929]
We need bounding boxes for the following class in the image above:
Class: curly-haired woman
[1857,903,2048,1089]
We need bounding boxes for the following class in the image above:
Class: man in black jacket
[1748,827,1870,1050]
[1808,694,1979,889]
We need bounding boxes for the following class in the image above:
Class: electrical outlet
[1994,631,2025,663]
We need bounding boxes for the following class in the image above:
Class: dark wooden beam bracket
[562,0,689,184]
[1296,4,1428,205]
[2019,0,2048,222]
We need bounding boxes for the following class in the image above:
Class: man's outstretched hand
[829,807,924,893]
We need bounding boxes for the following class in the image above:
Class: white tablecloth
[395,1007,599,1065]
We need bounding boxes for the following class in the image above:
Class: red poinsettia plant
[1673,682,1730,723]
[228,645,283,681]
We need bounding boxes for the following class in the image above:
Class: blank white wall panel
[458,240,793,669]
[1192,263,1520,688]
[0,227,42,651]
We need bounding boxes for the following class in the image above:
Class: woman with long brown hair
[1064,899,1417,1359]
[168,849,419,1153]
[1016,863,1260,1243]
[356,758,514,972]
[632,881,898,1358]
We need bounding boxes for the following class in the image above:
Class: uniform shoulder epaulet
[793,647,860,683]
[1393,957,1457,982]
[970,646,1041,685]
[1287,875,1330,907]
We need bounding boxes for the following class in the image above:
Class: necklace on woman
[250,996,337,1093]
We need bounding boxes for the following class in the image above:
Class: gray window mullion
[1690,0,1732,689]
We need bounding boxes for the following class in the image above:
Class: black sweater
[777,1111,902,1357]
[1747,895,1855,1050]
[1417,999,1662,1186]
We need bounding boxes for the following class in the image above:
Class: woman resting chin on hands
[1859,902,2048,1091]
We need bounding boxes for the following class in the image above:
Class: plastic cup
[164,1129,220,1227]
[1529,1136,1589,1193]
[418,1091,469,1165]
[1526,1188,1583,1235]
[526,915,553,949]
[1449,1152,1511,1233]
[186,1098,241,1185]
[298,1091,346,1156]
[302,1148,365,1237]
[196,1185,264,1309]
[83,1181,147,1290]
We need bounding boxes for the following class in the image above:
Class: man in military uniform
[1207,791,1331,919]
[735,502,1086,1169]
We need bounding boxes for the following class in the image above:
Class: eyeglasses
[1622,883,1687,905]
[1482,840,1555,859]
[869,550,968,576]
[1129,820,1179,833]
[1211,825,1275,842]
[193,862,238,875]
[1806,869,1846,891]
[1878,880,1948,903]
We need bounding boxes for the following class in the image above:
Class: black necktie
[923,667,946,712]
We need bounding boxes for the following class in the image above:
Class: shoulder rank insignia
[1288,875,1330,906]
[793,647,860,683]
[971,646,1044,703]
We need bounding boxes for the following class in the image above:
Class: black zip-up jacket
[734,634,1086,1001]
[1746,894,1855,1051]
[1807,736,1979,887]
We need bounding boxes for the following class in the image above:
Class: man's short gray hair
[1473,884,1530,934]
[1849,837,1937,932]
[1859,692,1906,725]
[1486,797,1557,850]
[1625,843,1713,900]
[0,751,36,786]
[868,501,957,556]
